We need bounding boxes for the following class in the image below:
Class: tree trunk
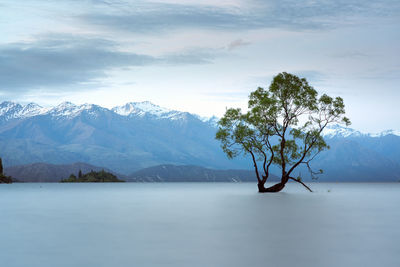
[258,181,286,193]
[258,176,313,193]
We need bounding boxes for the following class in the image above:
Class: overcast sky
[0,0,399,132]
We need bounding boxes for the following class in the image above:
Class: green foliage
[60,169,125,183]
[216,72,350,183]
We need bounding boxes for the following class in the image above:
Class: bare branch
[248,148,261,183]
[288,177,313,192]
[286,120,329,177]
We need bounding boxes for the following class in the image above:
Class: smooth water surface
[1,183,399,267]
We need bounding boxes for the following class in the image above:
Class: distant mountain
[322,124,400,139]
[0,101,48,122]
[295,139,400,182]
[0,101,249,174]
[311,124,400,182]
[128,164,279,182]
[0,101,400,182]
[4,162,124,183]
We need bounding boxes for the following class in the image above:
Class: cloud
[79,0,400,33]
[82,5,251,33]
[0,35,156,92]
[0,34,220,93]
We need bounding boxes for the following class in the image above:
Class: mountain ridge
[0,100,246,174]
[0,101,215,124]
[1,101,398,137]
[1,100,399,181]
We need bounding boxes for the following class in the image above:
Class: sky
[0,0,399,133]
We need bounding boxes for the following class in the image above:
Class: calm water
[0,183,399,267]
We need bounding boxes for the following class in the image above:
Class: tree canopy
[216,72,350,192]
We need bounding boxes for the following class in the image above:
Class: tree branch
[286,120,329,177]
[288,177,313,192]
[248,149,261,183]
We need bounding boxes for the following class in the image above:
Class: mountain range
[1,101,400,182]
[0,101,239,174]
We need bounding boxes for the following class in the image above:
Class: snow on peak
[0,101,22,116]
[322,124,363,138]
[49,102,78,116]
[112,101,178,118]
[20,103,48,117]
[3,101,394,136]
[0,101,18,108]
[195,115,220,127]
[369,129,400,137]
[322,124,400,138]
[0,101,47,120]
[49,102,105,118]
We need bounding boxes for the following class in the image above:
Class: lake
[0,183,399,267]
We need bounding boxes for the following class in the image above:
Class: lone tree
[216,72,350,192]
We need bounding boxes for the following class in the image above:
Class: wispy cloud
[79,0,400,33]
[0,34,225,93]
[0,35,156,92]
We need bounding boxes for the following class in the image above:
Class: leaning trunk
[258,181,286,193]
[258,175,313,193]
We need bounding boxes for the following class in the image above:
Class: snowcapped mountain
[46,102,110,119]
[0,100,231,174]
[195,115,220,127]
[0,101,216,124]
[3,100,398,137]
[0,101,48,121]
[0,101,105,120]
[0,100,399,181]
[113,101,171,116]
[112,101,200,121]
[322,124,400,138]
[322,124,363,138]
[369,129,400,137]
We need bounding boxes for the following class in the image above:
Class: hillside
[4,162,123,183]
[61,170,125,183]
